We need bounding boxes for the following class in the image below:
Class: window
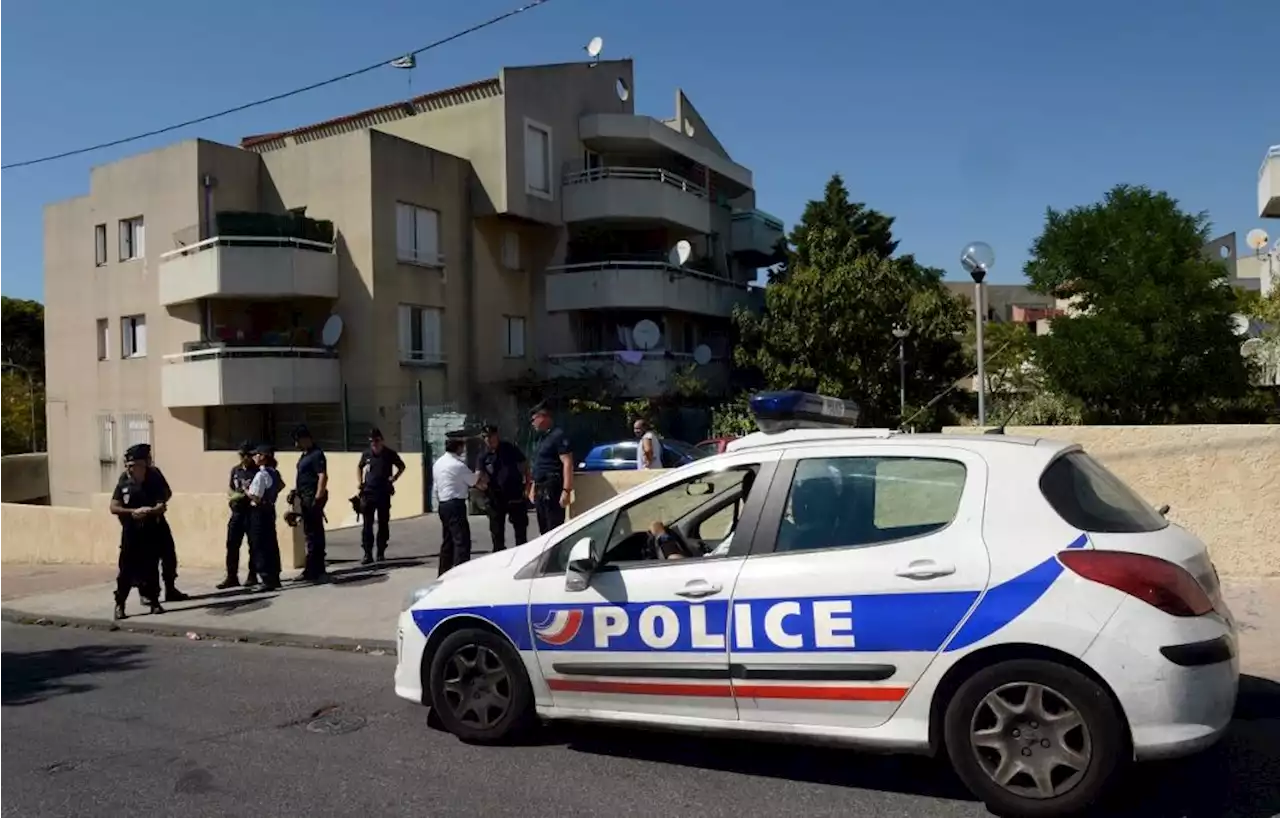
[524,119,552,199]
[395,202,441,266]
[398,304,442,364]
[119,217,145,261]
[503,315,526,358]
[1039,451,1168,533]
[774,456,967,554]
[94,224,108,267]
[501,231,521,269]
[121,315,147,358]
[96,319,109,360]
[542,465,761,574]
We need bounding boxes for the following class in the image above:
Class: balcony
[1260,145,1280,219]
[158,237,339,306]
[546,352,727,398]
[562,167,711,234]
[161,345,340,408]
[578,114,753,195]
[545,261,751,318]
[730,209,786,266]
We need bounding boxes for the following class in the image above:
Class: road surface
[2,623,1277,818]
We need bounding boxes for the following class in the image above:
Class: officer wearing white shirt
[432,436,487,575]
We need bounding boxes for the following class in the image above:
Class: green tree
[1,297,46,453]
[768,174,899,283]
[1,297,45,375]
[1,371,44,455]
[736,179,969,427]
[1024,185,1252,423]
[1236,286,1280,331]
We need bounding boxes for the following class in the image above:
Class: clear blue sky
[3,0,1277,302]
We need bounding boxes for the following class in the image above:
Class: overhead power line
[1,0,554,171]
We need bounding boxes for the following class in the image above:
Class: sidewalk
[3,522,1278,679]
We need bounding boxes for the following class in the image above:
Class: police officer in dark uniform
[245,443,285,591]
[529,403,574,535]
[109,444,165,619]
[116,444,188,602]
[479,423,530,551]
[292,424,329,582]
[356,427,406,565]
[217,441,259,589]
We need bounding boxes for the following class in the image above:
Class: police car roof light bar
[748,391,861,434]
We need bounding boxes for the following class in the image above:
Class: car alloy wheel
[969,681,1093,800]
[439,643,513,731]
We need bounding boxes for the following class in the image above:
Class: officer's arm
[356,453,366,489]
[109,484,129,516]
[316,453,329,498]
[154,468,174,503]
[392,451,406,483]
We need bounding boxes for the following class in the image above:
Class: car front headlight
[402,581,441,611]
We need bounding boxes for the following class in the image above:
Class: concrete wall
[0,452,426,571]
[1,454,50,503]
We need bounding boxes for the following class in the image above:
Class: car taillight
[1057,550,1214,617]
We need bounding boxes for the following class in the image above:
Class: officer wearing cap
[245,443,285,591]
[115,443,188,602]
[479,423,530,551]
[109,444,165,619]
[217,441,259,589]
[292,424,329,582]
[356,427,406,565]
[529,402,574,535]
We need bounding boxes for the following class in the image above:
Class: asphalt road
[3,624,1278,818]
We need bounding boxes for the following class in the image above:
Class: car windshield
[1039,451,1168,533]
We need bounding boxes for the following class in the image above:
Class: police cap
[237,440,254,456]
[124,443,152,464]
[254,443,275,455]
[291,424,312,442]
[481,423,500,435]
[368,427,383,441]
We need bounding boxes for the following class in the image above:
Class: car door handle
[895,560,956,580]
[675,580,723,598]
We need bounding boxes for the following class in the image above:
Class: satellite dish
[615,77,630,102]
[693,344,712,366]
[684,120,695,138]
[1231,314,1251,336]
[1241,338,1263,357]
[632,319,661,351]
[668,240,692,267]
[1246,229,1270,251]
[585,36,603,59]
[321,314,344,347]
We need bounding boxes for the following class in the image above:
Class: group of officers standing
[111,403,625,612]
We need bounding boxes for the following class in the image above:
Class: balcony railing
[563,166,708,199]
[160,235,335,262]
[158,235,338,305]
[165,344,338,362]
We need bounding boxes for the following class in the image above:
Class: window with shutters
[395,202,442,267]
[503,316,526,358]
[398,304,444,365]
[121,315,147,358]
[524,119,553,200]
[119,217,145,261]
[95,224,108,267]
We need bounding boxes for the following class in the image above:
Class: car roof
[724,427,1075,458]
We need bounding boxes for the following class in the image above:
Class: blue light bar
[748,391,861,433]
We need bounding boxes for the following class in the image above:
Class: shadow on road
[543,674,1280,818]
[1,642,148,707]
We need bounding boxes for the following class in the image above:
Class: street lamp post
[1,361,38,453]
[892,325,909,420]
[960,242,996,427]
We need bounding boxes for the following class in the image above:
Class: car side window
[774,456,967,554]
[542,513,616,575]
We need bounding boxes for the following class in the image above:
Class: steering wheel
[648,526,695,559]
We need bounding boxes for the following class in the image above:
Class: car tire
[943,658,1125,818]
[427,627,535,745]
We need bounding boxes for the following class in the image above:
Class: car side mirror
[565,536,595,592]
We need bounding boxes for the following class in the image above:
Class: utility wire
[1,0,554,171]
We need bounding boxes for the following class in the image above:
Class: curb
[0,607,397,654]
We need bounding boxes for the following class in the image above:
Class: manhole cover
[306,712,367,735]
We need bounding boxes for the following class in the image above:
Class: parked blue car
[577,438,706,472]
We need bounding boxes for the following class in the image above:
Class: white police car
[396,391,1238,817]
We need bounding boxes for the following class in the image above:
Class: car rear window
[1039,451,1168,533]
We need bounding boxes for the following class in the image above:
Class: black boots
[164,584,190,602]
[360,550,374,566]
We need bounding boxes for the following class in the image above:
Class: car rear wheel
[427,627,535,745]
[943,659,1124,817]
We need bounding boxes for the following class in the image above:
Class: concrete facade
[43,59,780,507]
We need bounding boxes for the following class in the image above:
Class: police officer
[528,403,574,535]
[117,444,188,602]
[109,444,165,619]
[356,427,406,565]
[245,443,285,591]
[217,441,259,589]
[480,423,530,551]
[292,424,329,582]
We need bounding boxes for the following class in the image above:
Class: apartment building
[942,282,1062,335]
[43,59,783,506]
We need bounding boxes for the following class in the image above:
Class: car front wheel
[427,627,535,745]
[943,659,1125,817]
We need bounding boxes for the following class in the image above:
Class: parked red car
[695,436,737,456]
